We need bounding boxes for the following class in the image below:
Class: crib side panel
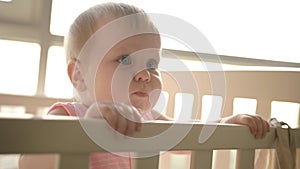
[161,71,300,169]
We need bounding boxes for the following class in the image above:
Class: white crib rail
[1,71,300,168]
[0,94,71,114]
[0,116,299,169]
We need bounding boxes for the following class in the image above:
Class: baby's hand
[220,114,270,139]
[85,102,142,136]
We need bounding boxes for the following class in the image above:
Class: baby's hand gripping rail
[0,116,299,169]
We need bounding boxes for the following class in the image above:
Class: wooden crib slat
[235,149,255,169]
[59,154,89,169]
[190,150,213,169]
[134,154,160,169]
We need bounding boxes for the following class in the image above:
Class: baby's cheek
[94,78,114,102]
[154,75,162,90]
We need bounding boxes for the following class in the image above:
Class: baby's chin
[131,101,152,113]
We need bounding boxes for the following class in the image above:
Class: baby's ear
[68,61,87,92]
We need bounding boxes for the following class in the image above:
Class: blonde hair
[64,2,157,63]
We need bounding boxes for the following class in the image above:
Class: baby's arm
[220,114,270,139]
[152,110,269,139]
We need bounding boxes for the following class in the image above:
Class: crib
[0,70,300,169]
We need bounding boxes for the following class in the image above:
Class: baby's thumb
[84,103,104,119]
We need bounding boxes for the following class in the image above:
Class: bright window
[45,46,73,98]
[233,98,257,115]
[271,101,299,128]
[201,95,223,122]
[0,39,40,95]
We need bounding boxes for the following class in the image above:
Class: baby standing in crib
[19,2,270,169]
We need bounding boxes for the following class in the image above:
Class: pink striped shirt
[48,102,154,169]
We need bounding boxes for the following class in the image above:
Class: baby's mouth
[133,91,149,98]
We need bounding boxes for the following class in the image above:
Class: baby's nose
[134,69,151,82]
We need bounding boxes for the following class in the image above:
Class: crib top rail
[0,115,299,154]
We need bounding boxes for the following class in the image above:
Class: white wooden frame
[0,116,299,169]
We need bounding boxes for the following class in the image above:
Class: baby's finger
[116,103,141,123]
[135,122,142,132]
[102,107,118,130]
[241,115,258,135]
[254,116,264,138]
[116,115,127,135]
[125,120,136,136]
[133,108,142,131]
[265,120,270,132]
[261,118,270,138]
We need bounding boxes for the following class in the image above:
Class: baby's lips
[132,108,142,132]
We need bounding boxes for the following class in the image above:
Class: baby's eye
[146,59,158,69]
[118,55,132,65]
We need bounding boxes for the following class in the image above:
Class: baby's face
[94,34,162,111]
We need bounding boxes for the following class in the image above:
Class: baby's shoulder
[48,107,68,116]
[48,102,87,117]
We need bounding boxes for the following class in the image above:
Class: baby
[19,2,270,169]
